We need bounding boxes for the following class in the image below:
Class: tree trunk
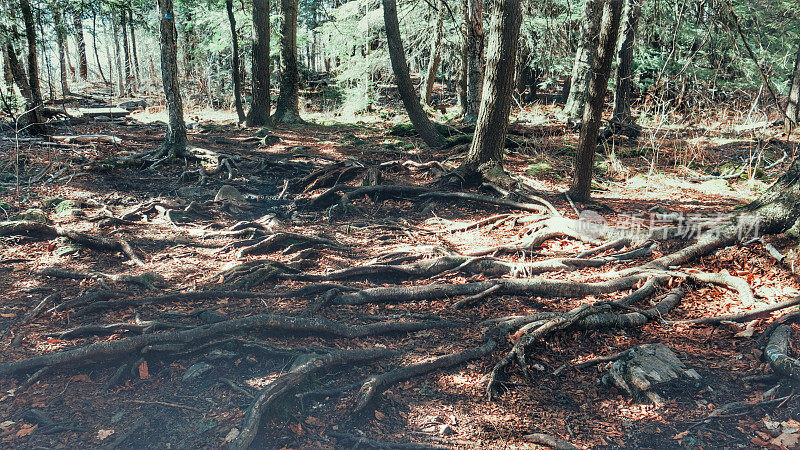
[157,0,188,158]
[272,0,302,123]
[128,9,140,87]
[72,7,88,81]
[464,0,484,123]
[18,0,44,131]
[54,8,70,97]
[226,0,246,123]
[120,9,132,93]
[111,15,125,96]
[568,0,623,202]
[460,0,522,179]
[246,0,271,127]
[2,46,14,89]
[3,41,33,101]
[381,0,445,148]
[612,0,640,123]
[563,0,603,119]
[422,0,445,105]
[457,3,468,115]
[785,40,800,134]
[92,11,107,86]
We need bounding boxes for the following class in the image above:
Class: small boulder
[182,362,212,382]
[602,343,701,405]
[94,115,112,122]
[11,208,48,223]
[118,99,147,111]
[215,185,245,204]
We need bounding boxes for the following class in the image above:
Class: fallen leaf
[673,431,689,439]
[16,424,36,437]
[224,428,239,443]
[0,314,15,318]
[45,338,62,344]
[374,410,385,421]
[69,374,91,382]
[97,429,115,440]
[138,361,149,379]
[0,421,14,431]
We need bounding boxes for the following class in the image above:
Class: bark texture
[464,0,484,123]
[568,0,623,201]
[157,0,188,157]
[72,8,88,80]
[381,0,445,148]
[422,0,445,105]
[460,0,522,178]
[612,0,640,123]
[786,40,800,133]
[226,0,246,122]
[54,9,70,96]
[18,0,44,130]
[246,0,271,127]
[272,0,302,123]
[563,0,603,119]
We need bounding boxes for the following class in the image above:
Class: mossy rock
[526,162,552,176]
[254,126,273,138]
[55,200,78,214]
[388,122,459,138]
[53,237,82,256]
[42,197,64,209]
[11,208,48,223]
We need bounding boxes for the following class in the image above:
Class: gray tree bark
[157,0,188,158]
[785,41,800,133]
[422,0,445,105]
[464,0,484,123]
[226,0,246,123]
[18,0,44,131]
[460,0,522,179]
[568,0,623,202]
[563,0,603,119]
[612,0,640,123]
[382,0,445,148]
[72,7,88,80]
[246,0,271,126]
[54,8,70,96]
[272,0,302,123]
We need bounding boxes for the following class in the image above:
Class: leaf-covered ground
[1,98,799,448]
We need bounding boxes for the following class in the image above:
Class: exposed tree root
[687,270,755,306]
[218,260,301,290]
[523,433,580,450]
[334,274,649,306]
[0,314,454,377]
[354,340,498,411]
[238,232,341,257]
[764,324,800,381]
[670,295,800,325]
[486,287,683,399]
[231,348,394,450]
[328,431,446,449]
[0,220,143,266]
[73,285,357,316]
[53,318,192,340]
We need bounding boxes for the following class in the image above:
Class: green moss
[526,162,553,177]
[55,200,78,214]
[42,197,64,209]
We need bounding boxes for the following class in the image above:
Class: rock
[182,362,212,382]
[176,186,210,198]
[54,200,78,214]
[118,99,147,111]
[94,115,112,122]
[224,428,240,443]
[254,127,272,138]
[11,208,47,223]
[215,185,245,204]
[602,343,702,405]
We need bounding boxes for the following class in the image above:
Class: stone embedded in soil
[182,362,213,382]
[602,343,702,403]
[198,309,228,324]
[215,185,246,204]
[11,209,48,223]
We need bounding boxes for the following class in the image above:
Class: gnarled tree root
[0,314,454,377]
[238,232,341,257]
[764,324,800,381]
[334,274,649,306]
[486,287,683,399]
[0,220,144,266]
[231,348,394,450]
[354,339,498,411]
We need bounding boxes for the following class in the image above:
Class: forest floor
[1,96,800,449]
